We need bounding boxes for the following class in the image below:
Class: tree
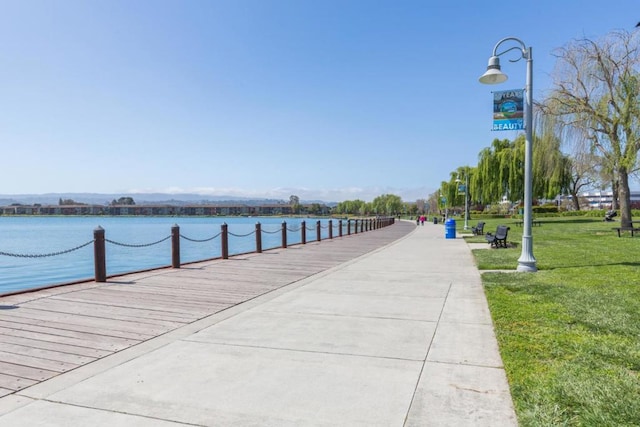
[289,195,300,214]
[474,138,523,205]
[404,202,418,216]
[111,197,136,205]
[59,198,79,205]
[566,153,599,210]
[308,203,323,215]
[542,30,640,226]
[370,194,403,216]
[532,122,572,200]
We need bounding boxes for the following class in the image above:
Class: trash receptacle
[445,218,456,239]
[433,217,438,224]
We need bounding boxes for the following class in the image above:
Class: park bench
[471,221,485,235]
[612,226,640,237]
[485,225,510,248]
[515,219,541,227]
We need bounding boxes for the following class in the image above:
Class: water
[0,216,342,294]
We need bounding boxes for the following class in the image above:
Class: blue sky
[1,1,637,202]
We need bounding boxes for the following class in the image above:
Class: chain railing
[0,240,94,258]
[2,217,396,289]
[105,236,171,248]
[179,232,221,243]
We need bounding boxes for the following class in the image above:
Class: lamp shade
[479,56,508,84]
[479,68,508,84]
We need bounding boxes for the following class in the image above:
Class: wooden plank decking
[0,221,414,397]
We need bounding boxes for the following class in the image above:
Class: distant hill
[0,193,336,206]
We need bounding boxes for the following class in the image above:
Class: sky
[1,0,638,202]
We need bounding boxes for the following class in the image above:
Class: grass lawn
[466,217,640,426]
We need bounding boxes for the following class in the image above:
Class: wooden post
[255,222,262,253]
[281,221,287,248]
[301,220,306,244]
[316,220,321,242]
[347,219,351,235]
[354,219,358,234]
[328,220,333,239]
[171,224,180,268]
[221,223,229,259]
[339,220,343,237]
[93,226,106,282]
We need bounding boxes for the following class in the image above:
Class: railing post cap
[94,225,104,231]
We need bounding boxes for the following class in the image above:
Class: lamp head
[479,56,508,84]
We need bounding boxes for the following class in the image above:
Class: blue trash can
[445,218,456,239]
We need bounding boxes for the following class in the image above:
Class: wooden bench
[612,227,640,237]
[486,225,510,248]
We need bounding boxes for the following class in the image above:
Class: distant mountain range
[0,193,336,206]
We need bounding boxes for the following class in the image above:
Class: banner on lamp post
[457,184,466,195]
[492,89,524,131]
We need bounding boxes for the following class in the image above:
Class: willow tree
[542,30,640,226]
[334,199,367,215]
[473,132,569,208]
[370,194,403,216]
[475,138,524,204]
[532,120,572,200]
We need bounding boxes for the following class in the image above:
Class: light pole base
[517,235,537,272]
[516,260,537,272]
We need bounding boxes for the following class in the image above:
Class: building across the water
[561,190,640,210]
[0,203,332,216]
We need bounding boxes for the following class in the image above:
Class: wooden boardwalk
[0,221,414,397]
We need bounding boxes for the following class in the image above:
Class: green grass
[465,217,640,426]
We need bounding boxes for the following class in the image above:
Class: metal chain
[180,232,221,243]
[105,235,171,248]
[0,240,94,258]
[261,227,281,234]
[228,230,256,238]
[286,226,301,232]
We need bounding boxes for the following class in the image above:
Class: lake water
[0,216,341,294]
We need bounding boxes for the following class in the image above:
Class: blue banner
[492,89,524,131]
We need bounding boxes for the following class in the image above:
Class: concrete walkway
[0,221,517,426]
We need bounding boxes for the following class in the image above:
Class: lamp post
[456,171,470,230]
[479,37,537,272]
[440,191,448,221]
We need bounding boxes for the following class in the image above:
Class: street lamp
[479,37,537,272]
[456,171,470,230]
